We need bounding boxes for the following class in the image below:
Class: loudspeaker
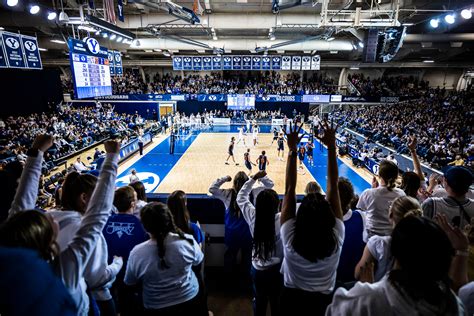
[363,28,379,63]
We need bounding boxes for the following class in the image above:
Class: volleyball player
[244,149,256,175]
[236,126,246,146]
[225,137,239,166]
[252,125,259,146]
[246,120,251,133]
[256,151,269,171]
[271,127,279,145]
[298,144,306,170]
[306,140,314,166]
[277,132,286,161]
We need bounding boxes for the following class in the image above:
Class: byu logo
[86,38,100,54]
[5,37,19,49]
[224,57,230,62]
[116,172,160,193]
[118,4,123,16]
[184,57,191,62]
[234,57,240,61]
[114,54,121,62]
[303,57,309,62]
[244,57,250,62]
[209,95,217,101]
[194,58,200,62]
[273,57,279,61]
[175,57,182,62]
[253,57,259,62]
[263,57,270,62]
[372,164,380,175]
[283,56,290,61]
[108,53,114,61]
[294,57,300,61]
[24,40,37,52]
[204,57,210,62]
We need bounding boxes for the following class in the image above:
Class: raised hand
[435,213,469,251]
[252,170,267,180]
[284,122,303,151]
[32,134,54,152]
[225,175,232,182]
[316,119,338,149]
[371,176,379,188]
[104,140,121,154]
[408,135,417,152]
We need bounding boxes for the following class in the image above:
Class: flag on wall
[117,0,124,22]
[193,0,204,15]
[104,0,117,24]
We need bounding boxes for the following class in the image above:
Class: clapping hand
[284,122,303,151]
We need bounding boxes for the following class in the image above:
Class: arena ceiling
[0,0,473,66]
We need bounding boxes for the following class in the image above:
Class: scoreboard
[69,38,112,99]
[227,94,256,110]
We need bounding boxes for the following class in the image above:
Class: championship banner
[0,36,7,68]
[20,34,42,69]
[232,55,242,70]
[281,56,291,70]
[223,56,232,70]
[251,56,261,70]
[117,0,124,22]
[114,51,123,75]
[242,56,252,70]
[212,56,222,70]
[302,94,330,103]
[271,56,281,70]
[262,56,271,70]
[1,32,26,68]
[108,51,115,75]
[173,56,183,70]
[291,56,301,70]
[183,56,193,70]
[192,56,202,70]
[301,56,311,70]
[202,56,212,70]
[311,55,321,70]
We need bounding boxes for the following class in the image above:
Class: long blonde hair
[390,196,422,225]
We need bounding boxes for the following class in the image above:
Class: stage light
[116,36,123,42]
[423,60,434,63]
[95,30,101,35]
[7,0,18,7]
[429,18,439,28]
[50,39,66,44]
[29,5,40,15]
[163,51,171,57]
[47,11,57,20]
[444,14,455,24]
[102,33,108,38]
[110,34,116,40]
[358,42,364,48]
[461,9,472,20]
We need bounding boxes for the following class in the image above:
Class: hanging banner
[197,94,226,102]
[271,56,281,70]
[223,56,232,70]
[0,36,7,68]
[20,34,42,69]
[108,51,115,75]
[173,56,183,70]
[232,56,242,70]
[311,55,321,70]
[251,56,261,70]
[281,56,291,70]
[117,0,124,22]
[301,56,311,70]
[212,56,222,70]
[183,56,193,70]
[242,56,252,70]
[192,56,202,70]
[262,56,271,70]
[1,32,26,68]
[114,51,123,75]
[291,56,301,70]
[202,56,212,70]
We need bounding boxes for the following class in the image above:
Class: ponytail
[379,160,399,191]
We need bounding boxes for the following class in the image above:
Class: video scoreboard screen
[227,94,256,110]
[69,38,112,99]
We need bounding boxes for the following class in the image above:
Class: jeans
[250,265,283,316]
[279,286,333,316]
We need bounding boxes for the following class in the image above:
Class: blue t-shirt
[103,213,149,265]
[189,222,205,244]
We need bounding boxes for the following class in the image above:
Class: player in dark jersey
[256,151,269,171]
[298,144,306,170]
[277,132,286,161]
[271,127,279,145]
[306,140,314,166]
[244,148,256,175]
[225,137,239,165]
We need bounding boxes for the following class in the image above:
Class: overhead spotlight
[153,48,162,52]
[102,33,108,38]
[429,18,439,28]
[47,12,57,20]
[29,5,40,15]
[38,47,47,51]
[110,34,116,40]
[461,9,472,20]
[58,11,69,23]
[326,37,335,41]
[163,51,171,57]
[358,42,364,48]
[423,60,434,63]
[444,14,455,24]
[0,27,4,30]
[116,36,123,42]
[50,39,66,44]
[7,0,18,7]
[269,34,276,41]
[352,44,357,50]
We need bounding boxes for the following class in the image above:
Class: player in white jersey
[246,120,251,133]
[236,126,246,146]
[252,125,259,146]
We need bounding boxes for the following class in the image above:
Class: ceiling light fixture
[423,60,434,63]
[326,37,335,41]
[358,42,364,48]
[429,18,439,28]
[50,39,66,44]
[110,34,117,40]
[7,0,18,7]
[47,12,57,20]
[461,9,472,20]
[29,5,40,15]
[444,14,455,24]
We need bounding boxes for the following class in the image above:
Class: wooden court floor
[156,133,316,195]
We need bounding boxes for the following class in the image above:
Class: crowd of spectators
[332,90,474,170]
[0,103,145,170]
[348,73,431,97]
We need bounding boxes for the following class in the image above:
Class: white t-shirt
[280,218,345,293]
[357,186,406,237]
[124,233,204,309]
[367,235,393,282]
[422,197,474,229]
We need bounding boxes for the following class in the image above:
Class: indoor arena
[0,0,473,315]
